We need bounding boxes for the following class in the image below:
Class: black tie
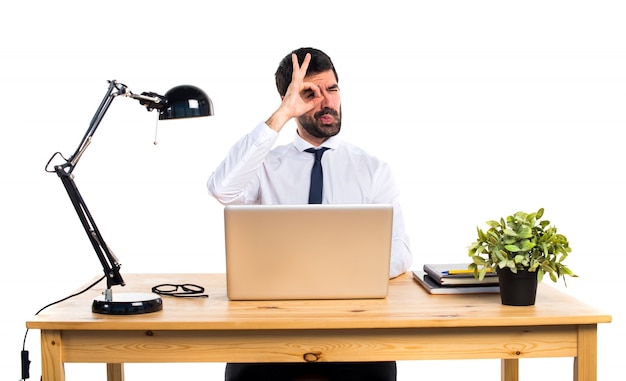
[304,147,330,204]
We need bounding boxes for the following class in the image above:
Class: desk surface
[26,272,611,331]
[26,273,613,381]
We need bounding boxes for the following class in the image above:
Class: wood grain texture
[27,272,611,331]
[27,272,611,381]
[60,325,579,363]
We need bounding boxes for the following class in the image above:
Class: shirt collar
[293,129,341,152]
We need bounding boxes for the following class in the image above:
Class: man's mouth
[318,114,334,124]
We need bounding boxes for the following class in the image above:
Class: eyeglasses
[151,283,209,298]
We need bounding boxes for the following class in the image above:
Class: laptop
[223,204,393,300]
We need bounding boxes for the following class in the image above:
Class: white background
[2,1,624,380]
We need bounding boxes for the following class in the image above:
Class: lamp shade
[159,85,214,120]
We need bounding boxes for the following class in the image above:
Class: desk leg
[106,363,124,381]
[41,330,65,381]
[501,359,519,381]
[574,324,598,381]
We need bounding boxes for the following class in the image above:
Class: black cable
[20,274,105,381]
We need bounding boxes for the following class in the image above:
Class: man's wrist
[265,109,292,132]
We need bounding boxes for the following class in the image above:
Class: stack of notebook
[412,263,500,294]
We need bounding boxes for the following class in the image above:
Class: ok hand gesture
[266,53,323,131]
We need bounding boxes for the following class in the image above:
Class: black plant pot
[496,267,538,306]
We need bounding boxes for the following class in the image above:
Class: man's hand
[266,53,323,132]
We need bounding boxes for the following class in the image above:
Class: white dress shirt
[208,122,412,278]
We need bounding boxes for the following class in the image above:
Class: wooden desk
[26,273,611,381]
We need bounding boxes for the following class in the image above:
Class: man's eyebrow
[328,84,340,91]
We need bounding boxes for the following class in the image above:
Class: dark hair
[275,47,339,97]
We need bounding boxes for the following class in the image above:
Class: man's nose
[320,90,335,108]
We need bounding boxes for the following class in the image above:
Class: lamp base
[92,292,163,315]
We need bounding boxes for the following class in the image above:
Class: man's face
[297,70,341,140]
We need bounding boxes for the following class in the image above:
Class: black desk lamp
[45,80,213,314]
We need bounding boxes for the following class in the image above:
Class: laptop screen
[223,204,393,300]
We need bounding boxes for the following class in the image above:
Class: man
[207,47,412,381]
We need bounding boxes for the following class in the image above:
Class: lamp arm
[46,80,134,295]
[54,166,125,290]
[66,80,126,171]
[62,80,164,171]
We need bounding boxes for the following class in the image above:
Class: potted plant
[467,208,576,305]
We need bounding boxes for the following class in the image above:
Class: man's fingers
[301,82,322,100]
[292,53,312,80]
[292,53,319,100]
[291,53,299,75]
[300,52,311,74]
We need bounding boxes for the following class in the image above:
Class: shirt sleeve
[372,162,413,278]
[207,122,279,204]
[388,202,413,278]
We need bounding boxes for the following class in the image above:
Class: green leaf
[504,244,520,252]
[503,228,518,237]
[517,226,533,239]
[536,208,544,219]
[519,240,536,251]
